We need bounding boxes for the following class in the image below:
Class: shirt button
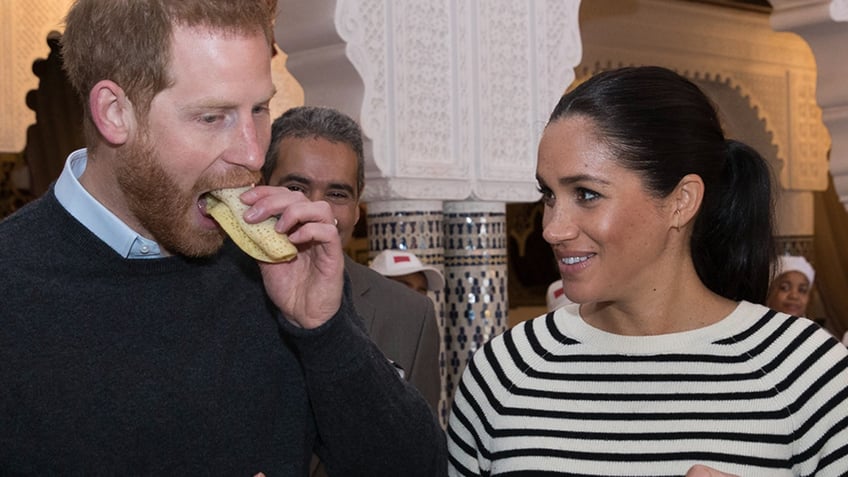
[140,245,150,254]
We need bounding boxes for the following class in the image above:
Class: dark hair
[548,66,775,303]
[263,106,365,197]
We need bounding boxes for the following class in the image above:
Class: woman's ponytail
[691,139,776,303]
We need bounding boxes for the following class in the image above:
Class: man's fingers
[276,205,336,233]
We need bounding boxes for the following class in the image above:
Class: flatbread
[206,186,297,263]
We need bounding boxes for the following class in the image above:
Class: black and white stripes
[448,301,848,476]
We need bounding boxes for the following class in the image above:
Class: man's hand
[686,465,739,477]
[240,186,344,329]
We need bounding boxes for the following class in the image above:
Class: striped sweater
[447,301,848,476]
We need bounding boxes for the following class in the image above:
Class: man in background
[370,249,445,297]
[263,106,441,410]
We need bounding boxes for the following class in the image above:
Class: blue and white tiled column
[365,199,509,426]
[442,201,509,421]
[366,200,448,424]
[366,200,445,264]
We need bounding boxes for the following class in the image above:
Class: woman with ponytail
[448,66,848,476]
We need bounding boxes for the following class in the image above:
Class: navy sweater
[0,190,446,476]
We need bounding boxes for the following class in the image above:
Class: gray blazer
[344,255,441,411]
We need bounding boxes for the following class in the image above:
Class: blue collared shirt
[54,149,163,259]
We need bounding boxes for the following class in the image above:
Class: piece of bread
[205,186,297,263]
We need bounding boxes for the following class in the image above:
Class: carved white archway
[771,0,848,210]
[276,0,582,204]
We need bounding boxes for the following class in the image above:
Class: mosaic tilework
[364,200,509,427]
[366,200,449,425]
[367,200,445,255]
[441,201,508,423]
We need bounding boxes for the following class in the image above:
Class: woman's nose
[542,208,578,244]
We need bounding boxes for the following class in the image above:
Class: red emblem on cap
[553,287,564,298]
[393,255,411,263]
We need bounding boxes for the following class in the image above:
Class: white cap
[546,280,573,311]
[370,250,445,291]
[775,255,815,286]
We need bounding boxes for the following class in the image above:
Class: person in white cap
[370,250,445,296]
[545,279,573,312]
[766,254,815,317]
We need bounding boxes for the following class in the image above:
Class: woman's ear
[89,79,135,146]
[671,173,704,229]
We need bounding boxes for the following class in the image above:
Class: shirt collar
[55,148,163,259]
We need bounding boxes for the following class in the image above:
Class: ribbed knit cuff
[277,273,374,375]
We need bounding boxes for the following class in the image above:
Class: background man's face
[389,272,430,296]
[267,136,360,246]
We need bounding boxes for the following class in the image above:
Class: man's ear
[89,79,135,146]
[671,173,704,229]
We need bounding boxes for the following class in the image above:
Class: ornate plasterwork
[578,0,829,193]
[771,0,848,210]
[276,0,582,203]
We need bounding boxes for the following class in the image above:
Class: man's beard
[115,133,259,257]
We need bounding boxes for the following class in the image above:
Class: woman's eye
[536,185,554,206]
[576,188,600,202]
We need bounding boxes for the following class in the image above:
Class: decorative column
[366,199,448,422]
[366,200,444,257]
[442,201,508,424]
[275,0,583,420]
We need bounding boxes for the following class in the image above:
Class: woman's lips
[557,253,595,275]
[560,255,591,265]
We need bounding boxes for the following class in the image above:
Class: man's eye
[199,113,227,125]
[328,191,352,200]
[286,185,306,193]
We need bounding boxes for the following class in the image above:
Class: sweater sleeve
[278,276,448,477]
